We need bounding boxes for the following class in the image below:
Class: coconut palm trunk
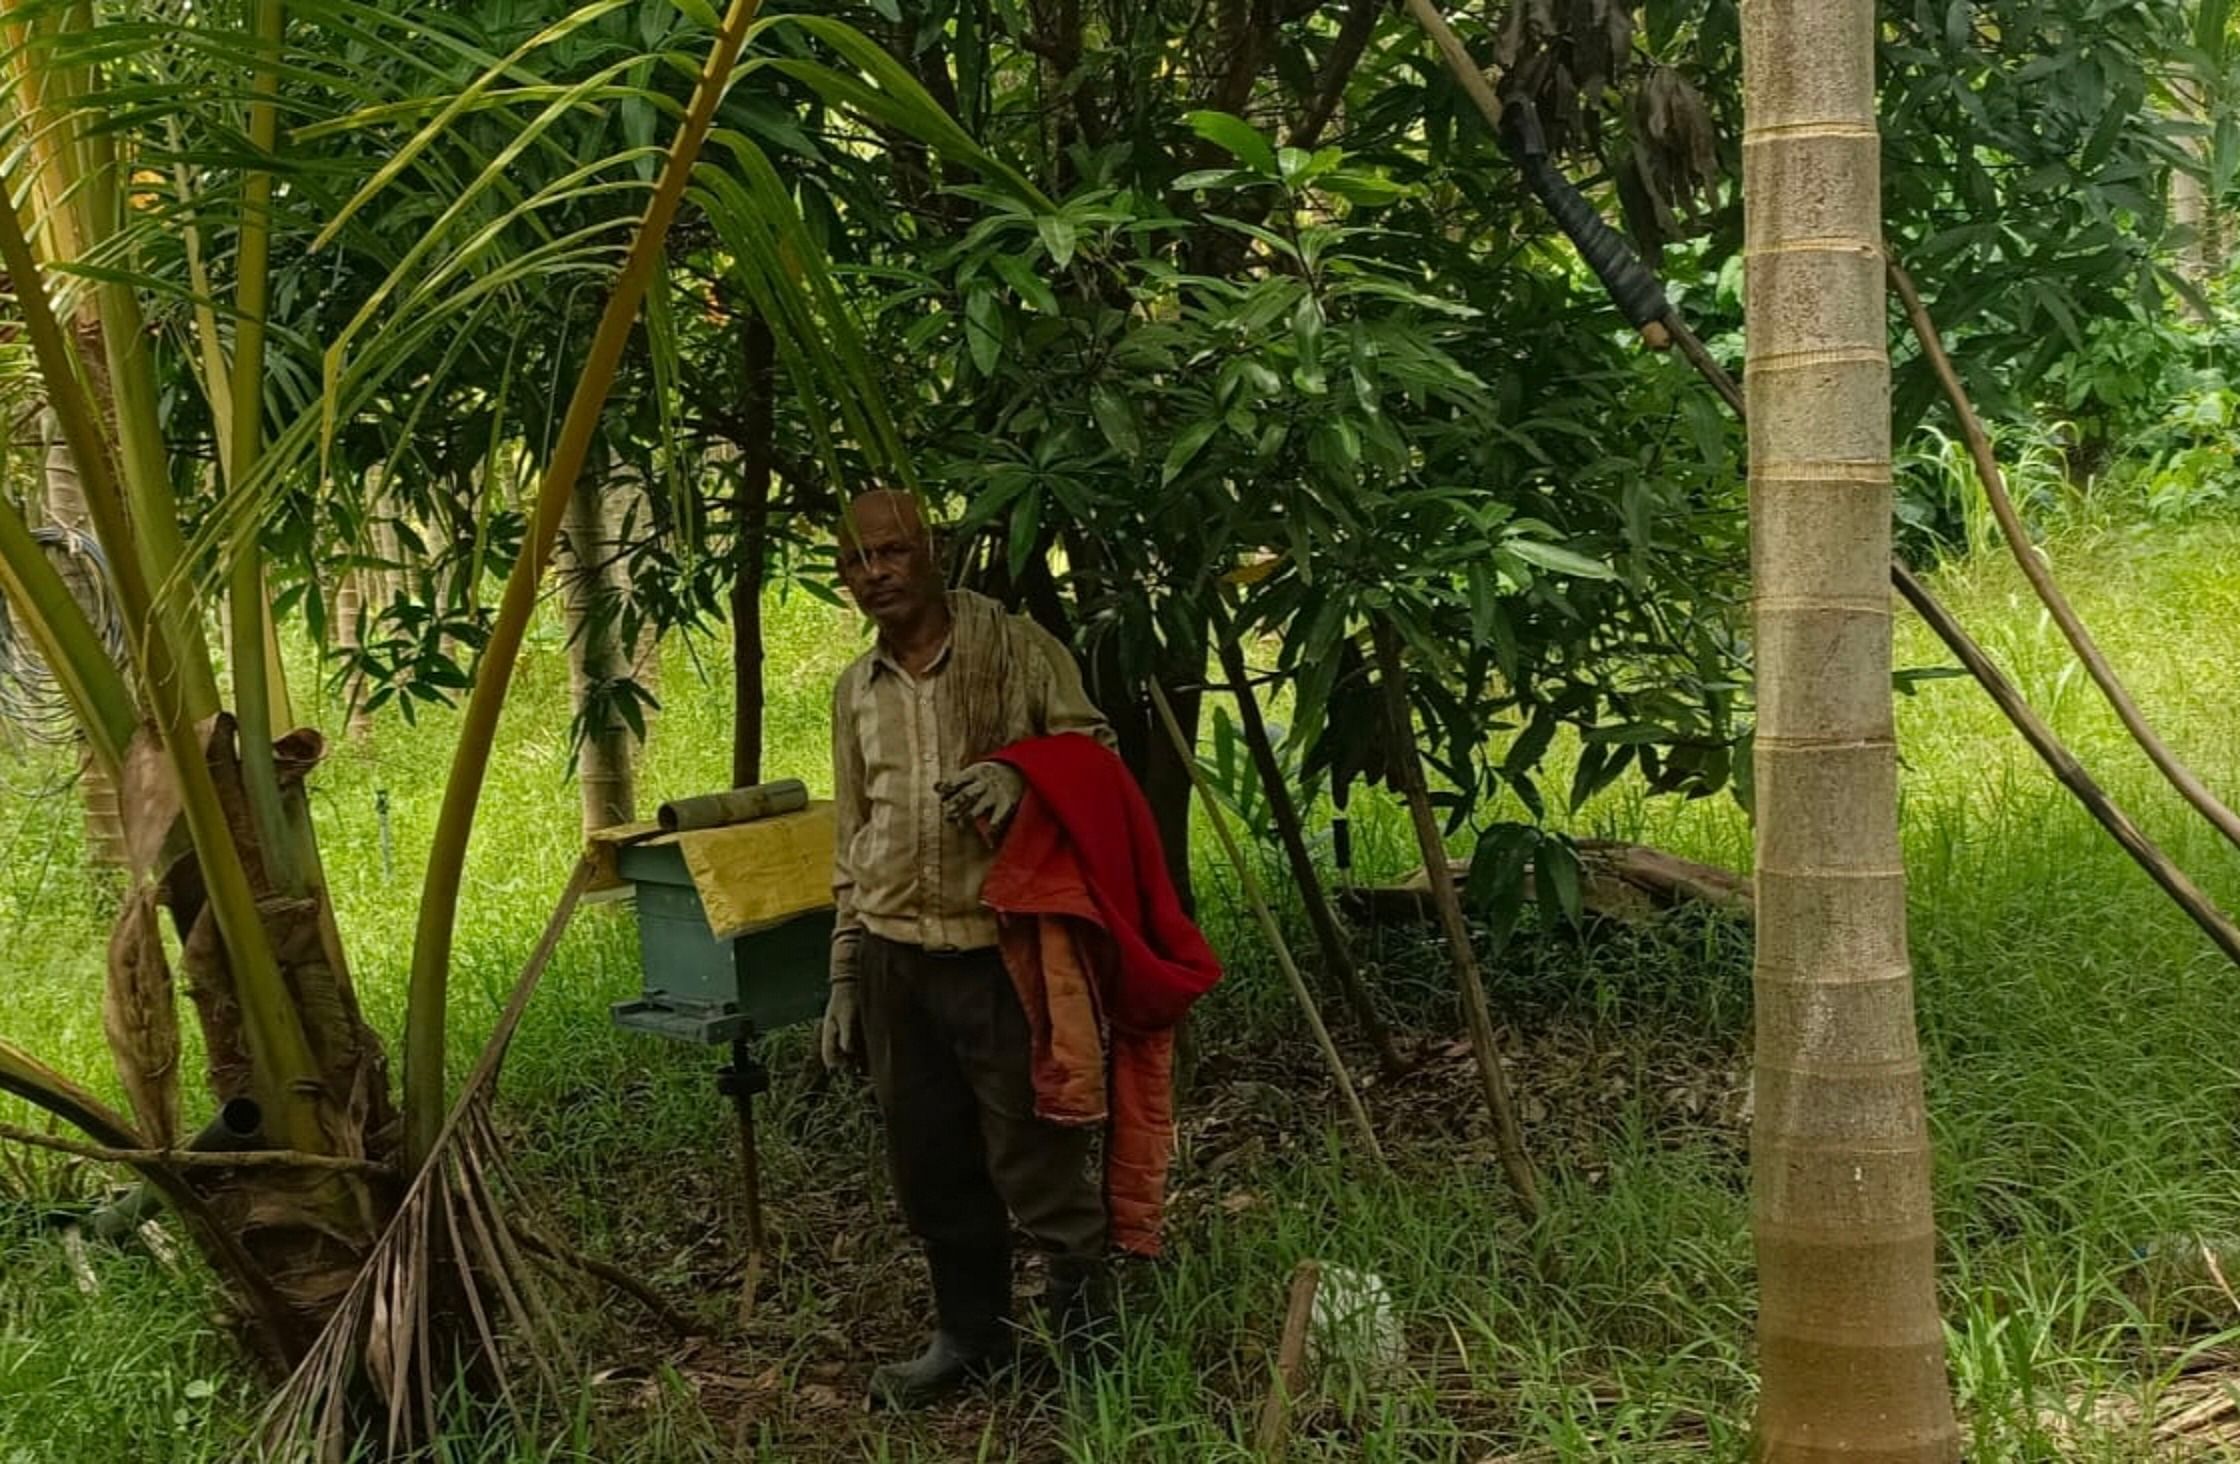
[1741,1,1959,1457]
[617,460,662,748]
[732,310,775,788]
[39,407,128,869]
[560,470,638,834]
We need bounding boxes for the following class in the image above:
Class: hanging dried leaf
[1614,151,1678,259]
[1631,66,1720,224]
[103,888,180,1146]
[1493,0,1634,152]
[118,726,188,883]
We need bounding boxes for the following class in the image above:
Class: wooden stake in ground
[1890,564,2240,967]
[1367,620,1539,1219]
[1214,616,1408,1078]
[1149,684,1387,1168]
[1888,259,2240,856]
[1741,0,1958,1453]
[721,1037,767,1325]
[1254,1259,1324,1459]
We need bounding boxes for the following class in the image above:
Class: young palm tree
[1741,0,1961,1456]
[0,0,1027,1373]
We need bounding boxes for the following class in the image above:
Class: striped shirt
[830,593,1111,952]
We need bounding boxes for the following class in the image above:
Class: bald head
[836,489,945,635]
[837,489,929,554]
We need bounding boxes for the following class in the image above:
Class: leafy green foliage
[15,0,2234,921]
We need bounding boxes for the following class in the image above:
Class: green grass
[6,530,2240,1460]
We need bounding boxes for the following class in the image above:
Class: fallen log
[1337,840,1752,928]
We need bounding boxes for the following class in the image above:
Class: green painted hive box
[609,824,833,1045]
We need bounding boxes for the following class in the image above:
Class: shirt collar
[870,636,953,679]
[869,593,961,679]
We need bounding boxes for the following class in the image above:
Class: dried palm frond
[253,857,596,1462]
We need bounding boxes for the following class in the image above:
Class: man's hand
[820,934,863,1072]
[937,762,1025,833]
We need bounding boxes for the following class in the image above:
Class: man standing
[821,489,1113,1409]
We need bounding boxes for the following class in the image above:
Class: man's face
[837,495,942,629]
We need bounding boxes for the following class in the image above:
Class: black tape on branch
[1500,99,1669,330]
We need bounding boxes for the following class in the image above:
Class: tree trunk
[333,568,373,741]
[368,472,405,610]
[108,716,399,1357]
[559,472,636,835]
[732,312,775,789]
[1095,653,1200,914]
[437,462,478,670]
[1742,0,1959,1455]
[613,459,661,750]
[40,407,128,869]
[2170,111,2219,321]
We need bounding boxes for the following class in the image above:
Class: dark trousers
[860,933,1106,1336]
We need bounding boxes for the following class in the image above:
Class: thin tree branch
[1293,0,1382,148]
[507,1217,710,1338]
[1149,683,1388,1168]
[1215,605,1408,1077]
[1369,618,1539,1218]
[0,1121,395,1177]
[1890,566,2240,967]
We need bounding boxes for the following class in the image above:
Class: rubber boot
[867,1245,1011,1411]
[1039,1255,1116,1367]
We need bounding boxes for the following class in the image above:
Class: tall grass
[6,529,2240,1459]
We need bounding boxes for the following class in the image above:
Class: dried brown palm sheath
[257,858,595,1458]
[411,1191,438,1448]
[448,1140,569,1404]
[441,1168,527,1435]
[467,1115,580,1378]
[1889,259,2240,855]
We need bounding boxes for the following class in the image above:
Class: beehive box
[610,837,833,1044]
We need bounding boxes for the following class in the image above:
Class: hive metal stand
[609,830,830,1318]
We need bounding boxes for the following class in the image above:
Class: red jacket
[981,735,1222,1256]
